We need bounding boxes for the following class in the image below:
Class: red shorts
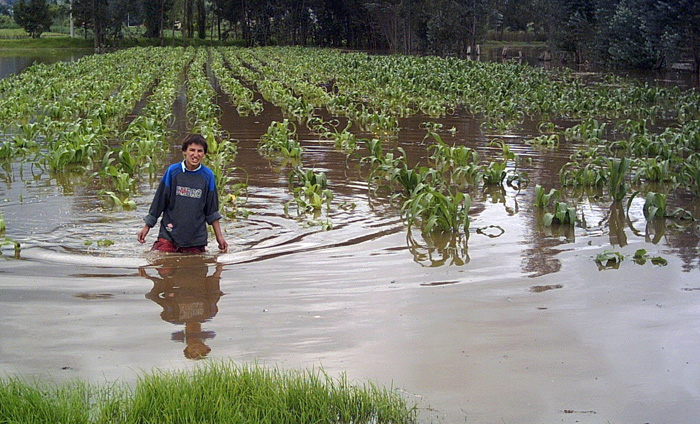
[151,238,205,254]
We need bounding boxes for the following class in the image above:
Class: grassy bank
[0,37,94,49]
[0,35,244,50]
[0,361,418,424]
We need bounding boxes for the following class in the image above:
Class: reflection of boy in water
[140,257,224,359]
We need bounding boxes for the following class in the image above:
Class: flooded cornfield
[1,46,700,423]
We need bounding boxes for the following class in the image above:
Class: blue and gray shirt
[144,161,222,248]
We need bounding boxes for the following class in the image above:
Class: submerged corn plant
[632,249,668,266]
[0,212,20,257]
[542,201,576,227]
[559,160,606,188]
[526,134,560,148]
[482,160,508,186]
[360,137,408,194]
[330,123,363,155]
[395,165,439,198]
[681,154,700,197]
[401,186,471,235]
[206,138,246,215]
[259,119,303,161]
[564,119,609,143]
[484,139,528,189]
[534,185,561,209]
[627,190,695,221]
[426,130,481,188]
[633,157,676,184]
[604,157,631,201]
[595,249,624,269]
[285,167,333,217]
[354,107,400,138]
[642,191,667,220]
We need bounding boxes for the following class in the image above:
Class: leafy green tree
[196,0,206,39]
[604,0,659,68]
[13,0,53,38]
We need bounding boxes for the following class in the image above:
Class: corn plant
[526,134,560,148]
[100,190,136,210]
[285,168,333,215]
[559,160,606,188]
[395,166,440,198]
[481,160,508,186]
[354,107,400,138]
[534,185,560,209]
[319,120,362,155]
[426,131,480,188]
[206,139,241,198]
[486,139,528,188]
[627,190,695,221]
[681,154,700,197]
[259,119,303,161]
[543,201,576,227]
[46,131,104,172]
[563,119,608,143]
[211,49,263,117]
[0,212,20,257]
[633,157,675,183]
[401,186,471,235]
[642,191,667,220]
[537,121,557,133]
[603,157,631,201]
[288,167,328,189]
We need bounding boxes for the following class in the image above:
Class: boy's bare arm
[211,220,228,252]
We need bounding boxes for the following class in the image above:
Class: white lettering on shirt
[176,185,203,199]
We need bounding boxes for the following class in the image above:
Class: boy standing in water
[137,134,228,253]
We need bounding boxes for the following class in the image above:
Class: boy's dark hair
[182,134,208,154]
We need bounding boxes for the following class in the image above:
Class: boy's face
[183,143,205,170]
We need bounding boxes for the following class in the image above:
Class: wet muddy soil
[1,53,700,423]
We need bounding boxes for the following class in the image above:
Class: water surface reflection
[0,50,91,79]
[140,255,224,359]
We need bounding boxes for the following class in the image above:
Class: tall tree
[365,0,405,51]
[13,0,53,38]
[142,0,174,39]
[196,0,206,39]
[548,0,596,63]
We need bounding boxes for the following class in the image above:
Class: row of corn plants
[96,48,195,207]
[185,48,243,217]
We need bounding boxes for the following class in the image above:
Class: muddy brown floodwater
[2,54,700,424]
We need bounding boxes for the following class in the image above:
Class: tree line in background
[4,0,700,73]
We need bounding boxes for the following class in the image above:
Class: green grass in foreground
[0,361,418,424]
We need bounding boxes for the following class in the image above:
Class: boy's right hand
[137,225,150,243]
